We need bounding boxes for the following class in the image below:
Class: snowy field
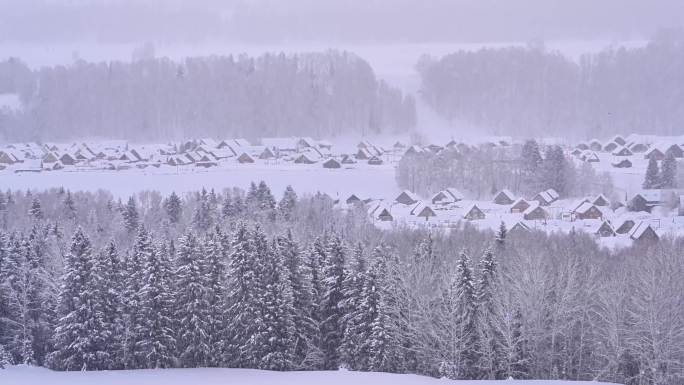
[0,365,617,385]
[0,164,397,200]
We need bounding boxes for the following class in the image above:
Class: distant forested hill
[0,51,416,142]
[418,32,684,139]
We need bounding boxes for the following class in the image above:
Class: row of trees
[1,184,683,384]
[396,139,613,199]
[418,32,684,138]
[643,154,679,190]
[0,51,416,142]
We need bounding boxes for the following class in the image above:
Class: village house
[323,158,341,169]
[345,194,362,205]
[580,151,600,163]
[589,139,603,152]
[510,198,531,213]
[237,153,255,164]
[644,147,665,161]
[612,146,633,157]
[628,142,649,153]
[368,202,393,222]
[509,221,531,234]
[614,217,636,234]
[573,202,604,220]
[629,222,659,242]
[611,135,626,146]
[533,189,560,206]
[603,141,619,153]
[395,190,419,205]
[410,201,437,220]
[431,188,464,205]
[592,194,610,207]
[367,156,383,165]
[340,154,356,164]
[591,221,616,237]
[463,204,486,220]
[575,142,589,151]
[523,202,549,221]
[493,189,516,205]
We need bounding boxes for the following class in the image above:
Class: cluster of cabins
[343,186,675,244]
[0,138,410,173]
[572,134,684,168]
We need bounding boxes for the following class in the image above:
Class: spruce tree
[221,192,236,218]
[63,191,77,221]
[28,198,43,221]
[122,227,151,368]
[277,230,316,368]
[50,228,107,370]
[137,241,176,369]
[224,222,259,367]
[122,197,139,233]
[339,243,369,370]
[175,231,210,367]
[278,185,298,221]
[192,189,213,232]
[366,246,403,373]
[204,228,227,366]
[260,238,296,370]
[0,344,12,368]
[320,235,346,369]
[99,241,124,368]
[163,192,183,224]
[476,249,504,379]
[661,152,678,189]
[643,157,661,189]
[3,234,36,364]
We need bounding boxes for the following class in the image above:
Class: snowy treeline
[396,139,613,199]
[1,185,683,385]
[0,51,416,142]
[419,32,684,138]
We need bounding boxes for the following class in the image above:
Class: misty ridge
[0,51,416,142]
[3,32,684,142]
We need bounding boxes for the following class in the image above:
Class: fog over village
[1,2,684,385]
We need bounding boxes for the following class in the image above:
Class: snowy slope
[0,365,618,385]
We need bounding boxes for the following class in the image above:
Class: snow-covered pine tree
[224,222,259,367]
[496,221,507,248]
[320,234,347,370]
[50,228,106,370]
[174,231,210,367]
[256,181,277,211]
[2,234,37,365]
[192,188,214,232]
[438,250,480,380]
[259,238,296,370]
[99,241,124,368]
[63,191,77,221]
[122,197,139,233]
[339,243,369,370]
[245,182,259,208]
[521,140,543,193]
[122,227,151,369]
[137,240,176,369]
[366,245,403,373]
[661,152,677,189]
[277,230,317,368]
[28,198,43,221]
[221,192,236,219]
[277,185,298,221]
[476,249,504,379]
[643,157,661,189]
[163,192,183,224]
[203,228,227,367]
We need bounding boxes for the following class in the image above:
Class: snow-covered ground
[0,365,617,385]
[0,163,397,200]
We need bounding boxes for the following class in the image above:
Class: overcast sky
[1,0,682,44]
